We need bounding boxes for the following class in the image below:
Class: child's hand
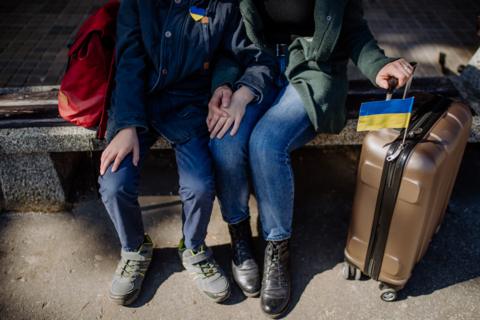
[207,85,231,132]
[210,86,255,139]
[100,127,140,175]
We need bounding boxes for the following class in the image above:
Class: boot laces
[235,239,253,263]
[266,243,283,279]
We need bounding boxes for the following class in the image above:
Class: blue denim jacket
[106,0,277,143]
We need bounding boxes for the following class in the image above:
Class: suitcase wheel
[379,283,398,302]
[342,262,362,280]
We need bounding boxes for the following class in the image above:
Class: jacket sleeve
[221,5,277,103]
[342,0,397,84]
[111,0,148,136]
[211,55,243,93]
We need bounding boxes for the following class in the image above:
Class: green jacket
[214,0,396,133]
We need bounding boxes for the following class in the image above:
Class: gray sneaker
[109,235,153,306]
[179,241,230,303]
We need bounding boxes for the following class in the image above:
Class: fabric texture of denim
[99,130,215,251]
[209,89,277,225]
[249,84,317,241]
[107,0,277,143]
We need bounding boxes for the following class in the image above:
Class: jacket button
[162,69,168,75]
[326,15,332,21]
[165,31,172,38]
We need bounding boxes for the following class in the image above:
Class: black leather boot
[260,240,291,318]
[228,218,260,297]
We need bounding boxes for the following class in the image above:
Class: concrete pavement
[0,146,479,320]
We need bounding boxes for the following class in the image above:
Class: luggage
[58,0,120,139]
[343,90,472,302]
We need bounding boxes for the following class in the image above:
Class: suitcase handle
[386,78,399,101]
[385,62,417,101]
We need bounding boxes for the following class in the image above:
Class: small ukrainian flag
[357,97,415,132]
[190,6,206,21]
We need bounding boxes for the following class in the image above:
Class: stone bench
[1,77,479,212]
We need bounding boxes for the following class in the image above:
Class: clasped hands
[207,85,255,139]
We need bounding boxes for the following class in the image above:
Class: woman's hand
[100,127,140,175]
[376,58,414,89]
[209,86,255,139]
[207,85,232,132]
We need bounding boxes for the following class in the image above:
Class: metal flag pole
[400,63,417,146]
[385,63,417,162]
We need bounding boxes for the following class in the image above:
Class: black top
[254,0,316,44]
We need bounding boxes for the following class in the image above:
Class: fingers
[100,149,115,176]
[230,109,246,136]
[209,87,230,112]
[209,90,221,109]
[208,97,228,119]
[377,81,389,90]
[393,60,414,87]
[111,151,127,173]
[221,89,232,108]
[132,142,140,167]
[216,117,234,139]
[230,116,241,137]
[208,113,221,132]
[393,66,410,87]
[210,116,227,139]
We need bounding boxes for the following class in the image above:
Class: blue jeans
[249,84,316,241]
[99,131,215,251]
[209,99,271,225]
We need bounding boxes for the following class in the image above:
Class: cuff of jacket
[112,117,148,138]
[211,65,242,94]
[235,76,264,103]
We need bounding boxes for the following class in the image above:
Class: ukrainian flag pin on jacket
[190,6,206,22]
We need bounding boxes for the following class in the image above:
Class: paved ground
[0,0,479,87]
[0,146,479,320]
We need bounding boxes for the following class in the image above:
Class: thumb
[222,89,232,108]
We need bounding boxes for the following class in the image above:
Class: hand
[207,85,232,131]
[100,127,140,176]
[376,58,414,89]
[209,86,255,139]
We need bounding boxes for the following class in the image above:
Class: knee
[210,136,247,169]
[98,169,137,203]
[249,129,279,165]
[179,176,215,203]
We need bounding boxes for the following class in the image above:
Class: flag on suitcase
[357,97,415,132]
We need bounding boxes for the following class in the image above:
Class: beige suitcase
[343,94,472,301]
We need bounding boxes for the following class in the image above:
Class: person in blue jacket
[98,0,276,306]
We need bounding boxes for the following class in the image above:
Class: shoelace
[265,244,286,283]
[120,259,148,278]
[234,239,253,264]
[197,259,218,279]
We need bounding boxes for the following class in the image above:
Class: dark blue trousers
[98,131,215,251]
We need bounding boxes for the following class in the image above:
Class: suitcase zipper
[364,96,450,281]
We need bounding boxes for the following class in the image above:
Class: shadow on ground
[0,146,479,319]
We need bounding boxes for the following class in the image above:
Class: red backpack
[58,1,120,139]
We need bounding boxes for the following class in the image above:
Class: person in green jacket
[207,0,413,317]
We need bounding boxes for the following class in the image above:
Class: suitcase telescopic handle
[385,62,417,101]
[386,78,399,101]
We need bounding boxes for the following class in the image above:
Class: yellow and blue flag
[357,97,415,132]
[190,6,206,21]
